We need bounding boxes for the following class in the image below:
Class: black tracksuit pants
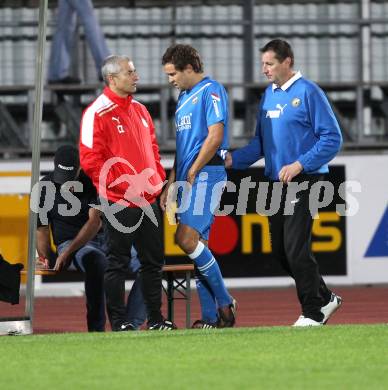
[267,175,332,322]
[104,202,164,330]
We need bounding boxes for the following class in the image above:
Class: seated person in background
[36,145,146,331]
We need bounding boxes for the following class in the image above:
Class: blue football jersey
[232,73,342,180]
[174,77,229,181]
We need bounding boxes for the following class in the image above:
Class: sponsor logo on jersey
[192,96,198,104]
[266,103,287,119]
[176,113,192,132]
[112,116,125,133]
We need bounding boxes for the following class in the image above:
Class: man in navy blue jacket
[226,39,343,327]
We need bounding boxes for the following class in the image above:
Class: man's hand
[225,152,233,168]
[54,252,72,272]
[159,187,169,212]
[187,167,198,185]
[36,256,49,270]
[278,161,303,183]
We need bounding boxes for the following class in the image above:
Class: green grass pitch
[1,324,387,389]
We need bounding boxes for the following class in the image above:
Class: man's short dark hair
[260,39,294,67]
[162,44,204,73]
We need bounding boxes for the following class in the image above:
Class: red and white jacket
[79,87,166,206]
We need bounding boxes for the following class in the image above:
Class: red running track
[0,285,387,333]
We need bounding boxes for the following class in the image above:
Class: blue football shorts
[176,165,227,240]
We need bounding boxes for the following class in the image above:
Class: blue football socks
[189,241,232,322]
[194,269,217,323]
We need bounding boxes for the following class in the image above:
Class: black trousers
[267,175,332,322]
[103,202,164,330]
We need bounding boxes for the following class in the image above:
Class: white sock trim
[197,257,216,272]
[188,241,205,260]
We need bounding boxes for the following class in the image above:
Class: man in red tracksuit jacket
[79,54,176,331]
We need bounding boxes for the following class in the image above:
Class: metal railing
[1,80,388,156]
[1,0,388,154]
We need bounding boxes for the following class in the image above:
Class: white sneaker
[293,315,322,327]
[321,293,342,324]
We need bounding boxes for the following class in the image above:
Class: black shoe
[191,319,218,329]
[147,319,177,331]
[218,298,237,328]
[118,322,137,331]
[88,328,105,332]
[48,76,81,85]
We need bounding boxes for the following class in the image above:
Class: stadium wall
[0,154,387,295]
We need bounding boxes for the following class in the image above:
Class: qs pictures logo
[97,157,164,233]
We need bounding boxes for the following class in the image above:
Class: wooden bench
[22,263,195,329]
[162,264,194,328]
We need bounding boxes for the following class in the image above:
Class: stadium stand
[1,0,388,156]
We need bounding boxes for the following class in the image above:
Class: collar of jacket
[103,87,133,109]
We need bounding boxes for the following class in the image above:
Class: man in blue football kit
[226,39,343,327]
[161,44,236,329]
